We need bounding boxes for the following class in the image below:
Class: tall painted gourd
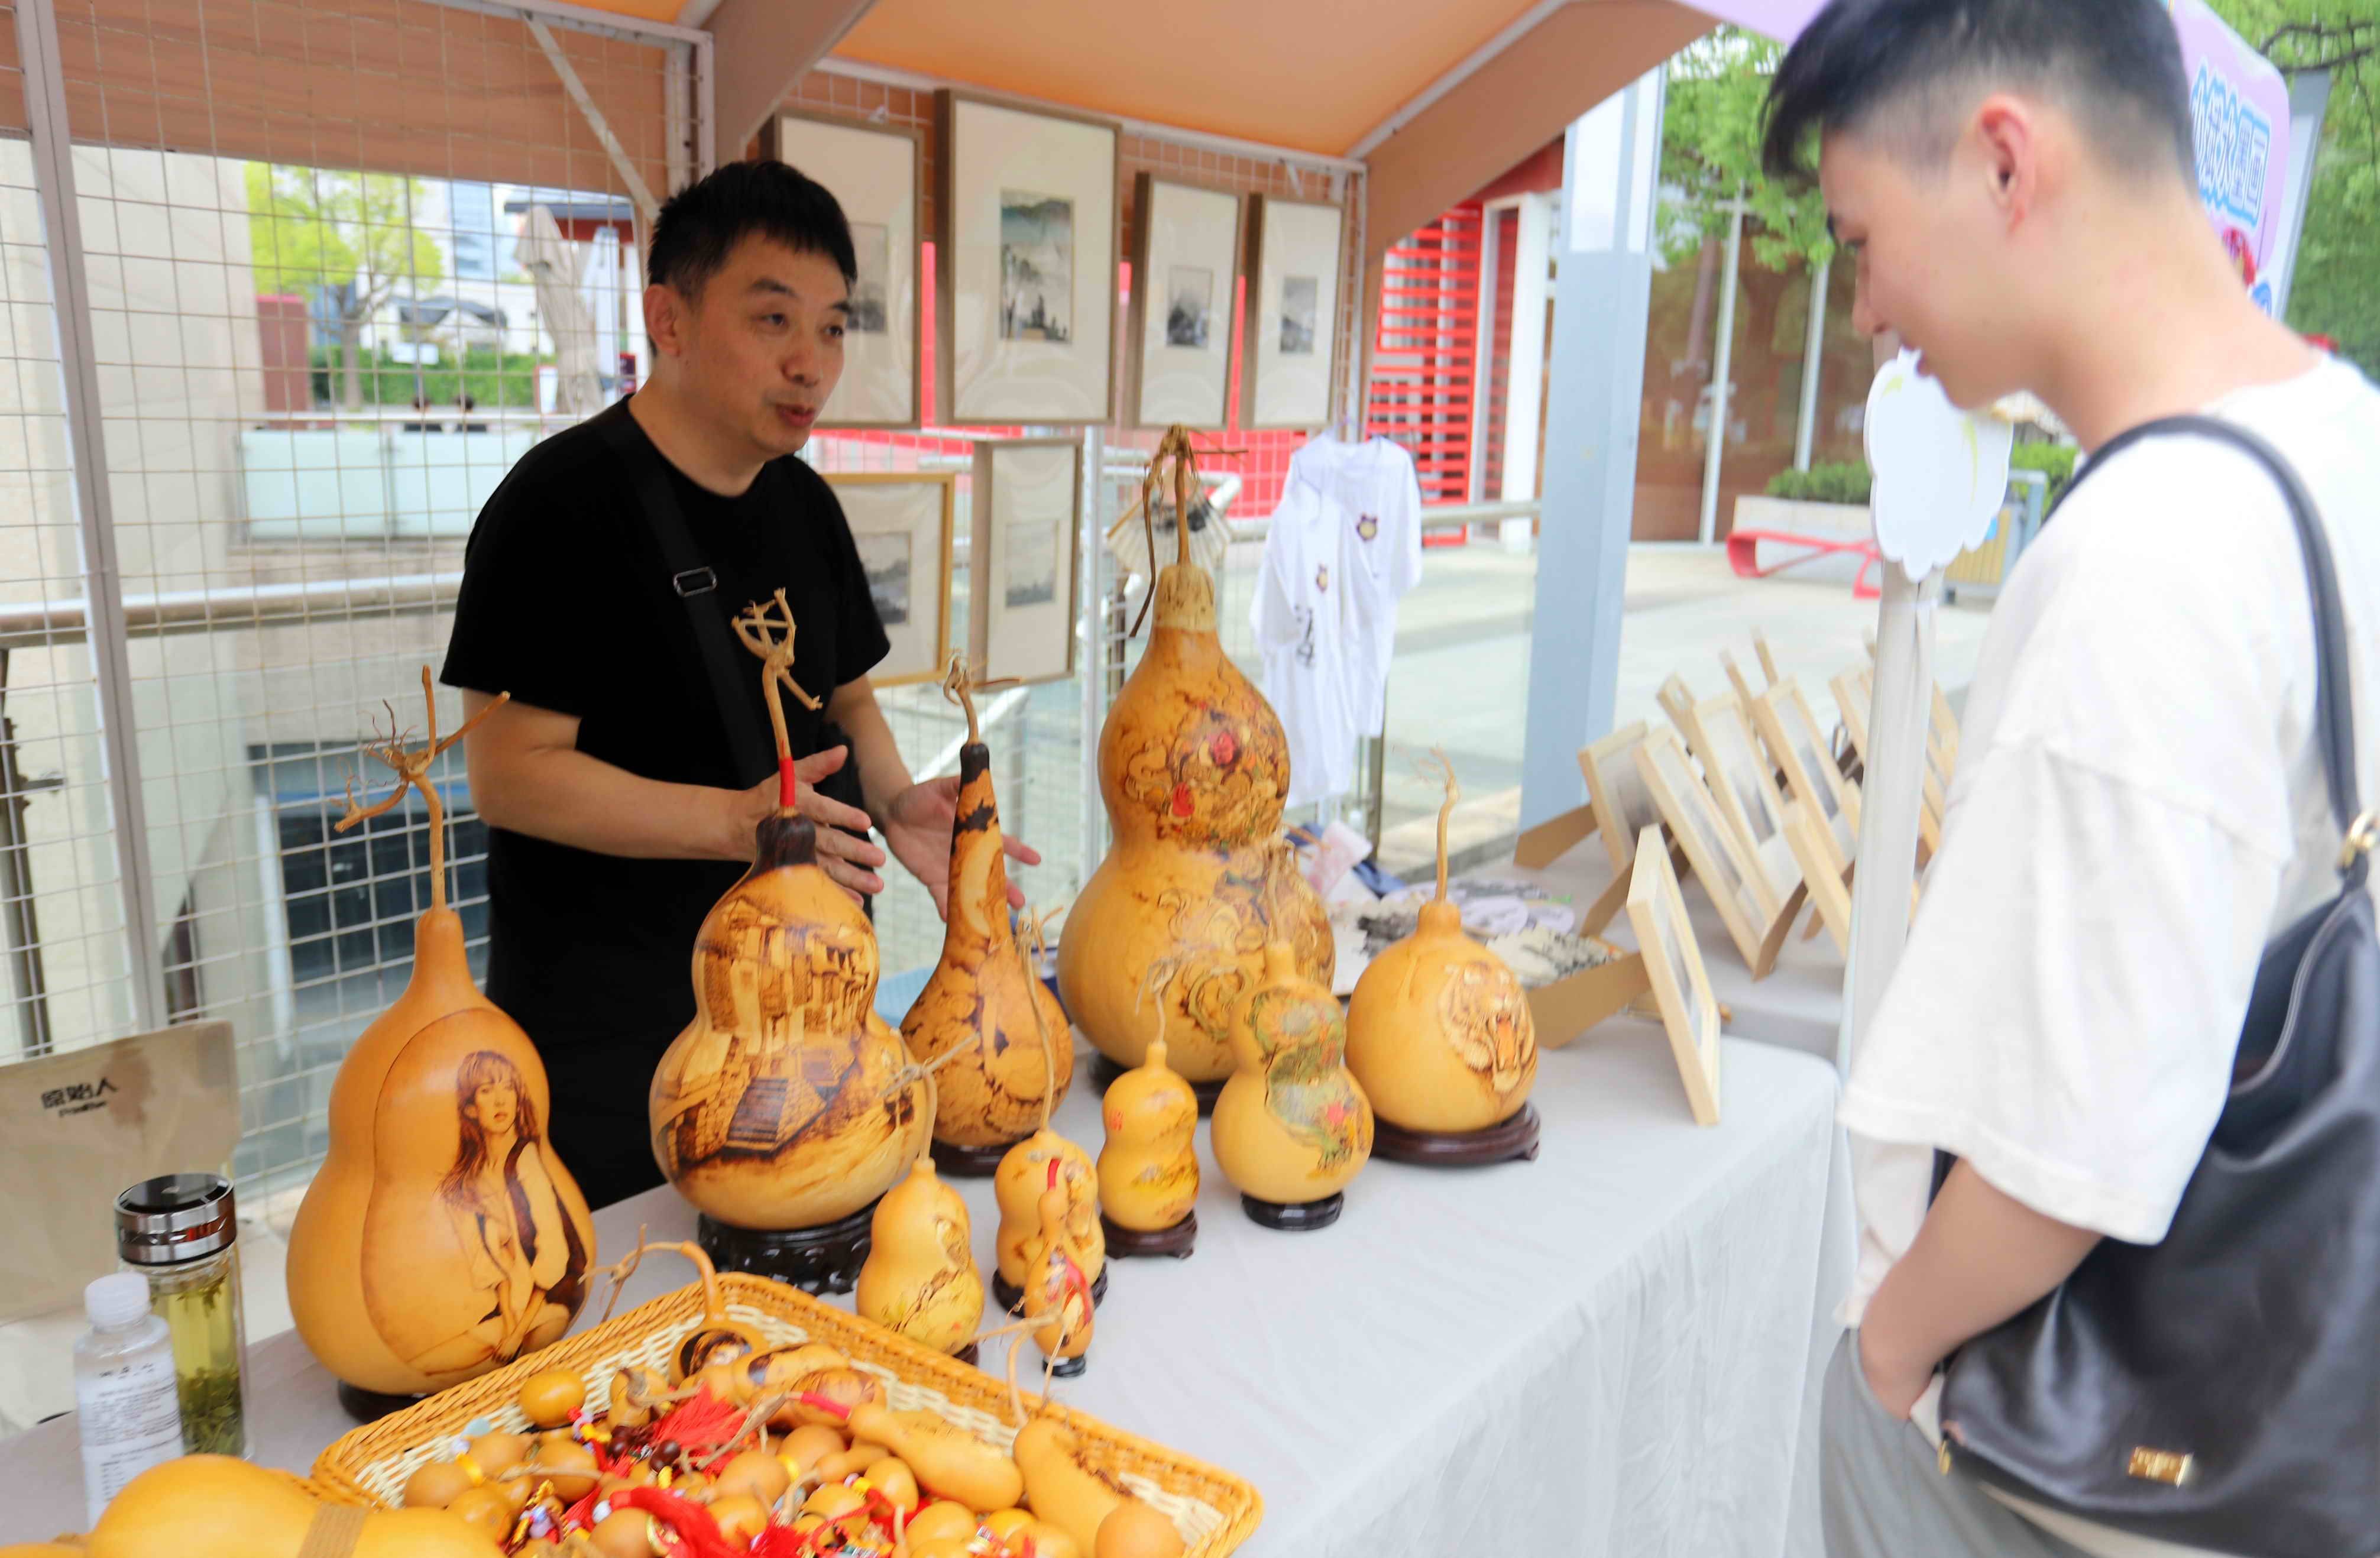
[287,673,597,1398]
[646,592,934,1230]
[1096,1038,1199,1233]
[1346,754,1537,1131]
[1058,430,1333,1083]
[855,1155,985,1356]
[902,662,1071,1153]
[1212,942,1374,1207]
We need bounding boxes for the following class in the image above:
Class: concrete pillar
[1498,192,1555,554]
[1518,66,1666,831]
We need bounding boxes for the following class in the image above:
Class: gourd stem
[943,653,981,744]
[1426,747,1459,903]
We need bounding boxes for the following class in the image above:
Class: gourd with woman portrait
[286,672,598,1402]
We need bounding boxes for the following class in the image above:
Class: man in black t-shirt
[441,161,1037,1209]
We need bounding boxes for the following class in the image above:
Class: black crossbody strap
[592,400,775,785]
[2059,415,2361,866]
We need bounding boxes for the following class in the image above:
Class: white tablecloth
[0,1028,1841,1557]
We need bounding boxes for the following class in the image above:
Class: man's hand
[879,774,1042,919]
[723,746,887,901]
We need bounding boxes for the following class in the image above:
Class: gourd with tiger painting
[900,656,1071,1171]
[286,671,598,1401]
[1346,752,1540,1153]
[1057,427,1333,1089]
[645,591,934,1233]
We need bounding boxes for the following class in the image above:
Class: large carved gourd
[1212,942,1374,1217]
[902,660,1071,1158]
[1058,429,1333,1083]
[1347,753,1538,1133]
[287,673,598,1399]
[855,1154,985,1357]
[646,592,934,1231]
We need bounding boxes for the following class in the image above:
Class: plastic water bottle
[75,1271,183,1524]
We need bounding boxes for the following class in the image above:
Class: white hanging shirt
[1840,357,2380,1558]
[1287,435,1426,736]
[1253,475,1357,808]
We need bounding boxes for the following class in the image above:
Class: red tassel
[612,1486,744,1558]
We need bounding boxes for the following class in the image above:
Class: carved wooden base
[929,1136,1019,1177]
[697,1201,878,1296]
[1048,1353,1089,1379]
[1372,1104,1543,1168]
[1241,1191,1343,1232]
[1102,1211,1197,1259]
[993,1266,1110,1315]
[336,1381,428,1425]
[1090,1053,1223,1115]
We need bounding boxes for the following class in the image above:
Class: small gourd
[287,671,598,1399]
[647,592,933,1232]
[1095,976,1199,1239]
[902,659,1072,1162]
[1058,429,1334,1084]
[1346,753,1538,1133]
[1212,942,1374,1220]
[995,1129,1103,1300]
[75,1455,496,1557]
[1022,1162,1096,1375]
[855,1153,986,1356]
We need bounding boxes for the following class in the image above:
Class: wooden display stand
[698,1202,877,1297]
[1634,727,1809,982]
[1372,1104,1542,1167]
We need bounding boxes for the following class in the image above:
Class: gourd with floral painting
[1057,428,1333,1089]
[1212,942,1373,1230]
[286,671,598,1404]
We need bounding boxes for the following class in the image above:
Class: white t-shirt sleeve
[1843,446,2308,1245]
[1252,483,1313,655]
[1390,451,1424,597]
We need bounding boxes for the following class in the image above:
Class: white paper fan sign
[1864,348,2015,578]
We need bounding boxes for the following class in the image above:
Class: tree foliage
[1660,27,1833,273]
[245,164,445,408]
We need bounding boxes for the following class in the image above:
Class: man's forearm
[828,677,914,826]
[1863,1161,2102,1396]
[472,742,744,861]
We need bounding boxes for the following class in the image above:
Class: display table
[1494,839,1848,1064]
[0,1026,1841,1557]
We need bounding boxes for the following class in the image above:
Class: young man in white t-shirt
[1764,3,2380,1555]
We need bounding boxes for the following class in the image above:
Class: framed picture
[765,112,921,429]
[1586,723,1666,878]
[1241,193,1345,430]
[937,91,1119,426]
[1752,681,1862,872]
[826,471,954,686]
[1750,627,1783,689]
[1690,692,1800,912]
[970,438,1081,685]
[1626,827,1723,1127]
[1634,727,1803,978]
[1656,672,1700,740]
[1126,175,1241,429]
[1719,649,1761,708]
[1830,667,1942,860]
[1782,801,1853,957]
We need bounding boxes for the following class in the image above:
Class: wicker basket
[310,1265,1261,1555]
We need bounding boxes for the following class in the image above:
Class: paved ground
[1371,541,1995,875]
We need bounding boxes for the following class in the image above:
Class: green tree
[1661,27,1834,273]
[245,164,445,410]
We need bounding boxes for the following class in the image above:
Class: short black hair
[1762,0,2194,187]
[646,158,858,301]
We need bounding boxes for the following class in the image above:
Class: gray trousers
[1822,1332,2097,1558]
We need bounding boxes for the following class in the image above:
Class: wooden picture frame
[1782,801,1854,956]
[765,111,922,429]
[1510,721,1679,938]
[937,91,1120,426]
[1753,681,1861,872]
[1241,193,1346,430]
[1750,626,1783,688]
[1832,666,1944,860]
[969,438,1081,685]
[825,471,956,686]
[1627,827,1724,1128]
[1719,650,1760,708]
[1690,691,1800,911]
[1125,174,1241,429]
[1656,672,1700,740]
[1634,727,1805,979]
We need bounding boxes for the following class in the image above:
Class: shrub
[1764,460,1873,506]
[2009,440,2077,507]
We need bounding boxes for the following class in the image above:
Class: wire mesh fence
[0,0,1369,1203]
